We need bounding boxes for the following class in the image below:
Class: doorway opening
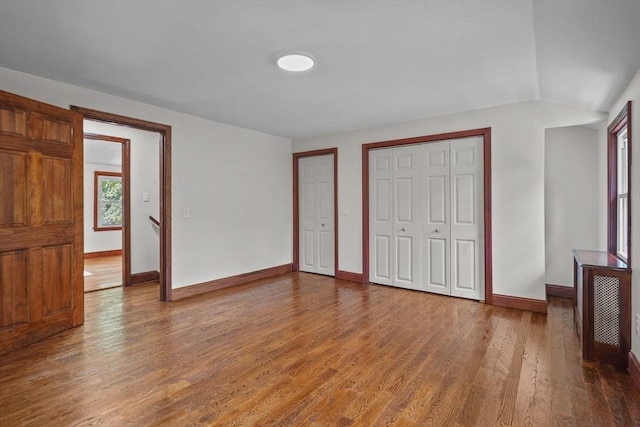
[72,106,172,301]
[83,132,129,292]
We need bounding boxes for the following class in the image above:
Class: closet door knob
[401,227,406,232]
[434,229,440,233]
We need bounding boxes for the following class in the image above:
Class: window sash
[94,172,123,230]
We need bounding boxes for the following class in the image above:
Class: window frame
[94,171,123,232]
[607,101,632,264]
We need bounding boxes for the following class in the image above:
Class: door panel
[370,149,393,285]
[374,235,391,282]
[0,251,28,329]
[299,158,316,273]
[42,244,73,316]
[427,176,446,224]
[315,155,334,276]
[426,237,448,294]
[453,239,476,291]
[318,230,332,270]
[42,157,72,224]
[375,179,391,222]
[302,230,315,270]
[396,178,413,223]
[392,146,421,289]
[396,236,414,285]
[0,90,83,356]
[0,150,27,226]
[422,141,450,294]
[453,174,475,224]
[450,137,483,300]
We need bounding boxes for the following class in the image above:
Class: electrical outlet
[636,314,640,337]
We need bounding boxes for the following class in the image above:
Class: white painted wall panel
[544,125,600,288]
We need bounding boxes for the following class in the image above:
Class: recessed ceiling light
[277,54,315,72]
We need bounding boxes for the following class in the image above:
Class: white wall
[603,67,640,358]
[83,121,160,275]
[293,101,605,300]
[544,126,600,287]
[83,161,122,253]
[0,67,293,289]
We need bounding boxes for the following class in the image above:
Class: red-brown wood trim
[172,264,293,300]
[84,132,132,286]
[483,129,493,304]
[335,270,364,284]
[629,351,640,392]
[362,127,493,303]
[130,270,160,285]
[607,101,632,265]
[93,171,123,231]
[492,294,548,314]
[545,283,575,300]
[292,148,339,274]
[84,249,122,259]
[72,106,172,301]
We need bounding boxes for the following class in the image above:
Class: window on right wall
[608,101,632,263]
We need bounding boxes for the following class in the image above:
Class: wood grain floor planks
[1,272,639,426]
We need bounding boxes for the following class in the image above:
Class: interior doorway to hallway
[73,106,173,301]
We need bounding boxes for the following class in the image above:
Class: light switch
[142,192,150,202]
[183,207,191,218]
[340,206,350,215]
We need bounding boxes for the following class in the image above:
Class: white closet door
[369,146,421,289]
[392,145,422,290]
[369,138,483,300]
[421,141,451,295]
[299,154,335,276]
[369,148,394,285]
[450,137,484,300]
[316,154,335,276]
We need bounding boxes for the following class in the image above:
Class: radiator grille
[593,275,620,346]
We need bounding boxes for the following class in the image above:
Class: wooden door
[0,90,83,356]
[299,154,335,275]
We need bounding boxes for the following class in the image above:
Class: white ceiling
[1,1,638,140]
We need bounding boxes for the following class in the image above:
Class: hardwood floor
[1,272,639,426]
[84,255,122,292]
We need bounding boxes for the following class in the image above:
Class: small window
[608,101,632,263]
[94,171,123,231]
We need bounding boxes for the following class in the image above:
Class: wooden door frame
[292,148,339,275]
[71,106,172,301]
[83,133,132,286]
[362,127,493,304]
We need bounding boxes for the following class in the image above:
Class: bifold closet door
[369,137,484,300]
[369,146,421,290]
[299,154,335,276]
[422,141,451,295]
[449,137,483,300]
